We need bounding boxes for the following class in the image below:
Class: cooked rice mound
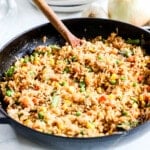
[1,33,150,137]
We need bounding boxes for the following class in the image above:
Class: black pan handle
[0,107,10,124]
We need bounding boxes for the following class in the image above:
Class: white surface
[0,0,150,150]
[29,1,94,13]
[29,0,96,6]
[47,4,92,13]
[28,0,97,13]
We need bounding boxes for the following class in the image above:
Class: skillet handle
[0,107,10,124]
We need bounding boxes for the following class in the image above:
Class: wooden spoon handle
[33,0,81,47]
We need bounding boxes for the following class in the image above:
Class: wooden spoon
[33,0,81,47]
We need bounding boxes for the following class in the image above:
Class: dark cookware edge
[0,17,150,127]
[0,18,149,149]
[0,106,10,123]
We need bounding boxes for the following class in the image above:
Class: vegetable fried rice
[0,33,150,137]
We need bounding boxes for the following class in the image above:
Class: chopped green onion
[86,66,93,72]
[63,67,70,73]
[146,103,150,107]
[117,121,134,130]
[38,112,44,120]
[51,95,60,107]
[130,121,139,128]
[32,52,39,57]
[23,56,30,63]
[121,110,128,116]
[87,121,95,129]
[131,97,138,103]
[126,38,140,45]
[117,123,128,130]
[80,86,85,92]
[18,113,23,118]
[120,76,126,81]
[49,45,60,50]
[59,81,66,86]
[98,55,103,60]
[71,56,77,62]
[79,81,86,92]
[79,81,86,87]
[115,60,120,65]
[65,58,71,64]
[119,49,132,57]
[29,55,35,62]
[5,66,15,77]
[80,130,84,135]
[29,71,35,77]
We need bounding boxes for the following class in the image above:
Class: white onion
[82,3,108,19]
[108,0,150,26]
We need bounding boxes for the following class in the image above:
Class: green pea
[132,82,137,87]
[6,89,14,97]
[75,111,81,116]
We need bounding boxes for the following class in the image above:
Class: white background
[0,0,150,150]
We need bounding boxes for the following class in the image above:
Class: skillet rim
[0,17,149,52]
[0,18,150,140]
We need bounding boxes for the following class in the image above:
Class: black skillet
[0,18,150,150]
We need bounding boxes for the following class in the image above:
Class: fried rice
[0,33,150,137]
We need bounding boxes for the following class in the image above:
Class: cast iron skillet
[0,18,150,150]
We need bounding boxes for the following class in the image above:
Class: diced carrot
[144,94,150,102]
[127,56,135,62]
[146,86,150,92]
[34,85,40,90]
[32,97,38,104]
[138,75,144,82]
[87,110,92,115]
[19,96,34,108]
[98,95,106,102]
[49,74,59,81]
